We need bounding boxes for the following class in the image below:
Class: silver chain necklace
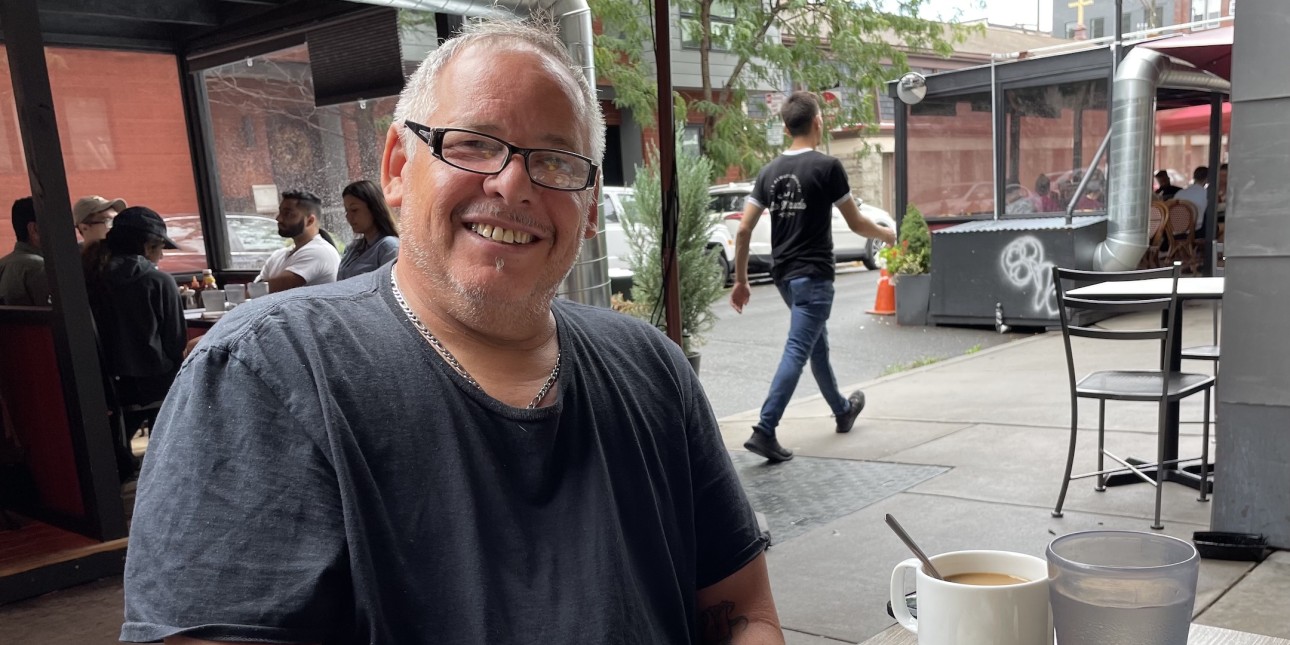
[391,273,560,409]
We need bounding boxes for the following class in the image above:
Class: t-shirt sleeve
[121,344,348,643]
[749,169,770,210]
[283,242,340,284]
[681,358,768,589]
[826,157,852,206]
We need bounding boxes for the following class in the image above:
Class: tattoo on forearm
[699,600,748,645]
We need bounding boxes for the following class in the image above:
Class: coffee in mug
[945,572,1030,586]
[890,550,1052,645]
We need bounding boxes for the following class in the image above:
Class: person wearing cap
[1154,170,1181,200]
[0,197,50,306]
[83,206,186,481]
[73,195,126,248]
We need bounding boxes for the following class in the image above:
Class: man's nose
[484,153,536,203]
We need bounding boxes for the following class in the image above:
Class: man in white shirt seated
[255,189,341,293]
[1173,166,1209,232]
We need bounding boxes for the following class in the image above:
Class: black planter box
[930,216,1108,328]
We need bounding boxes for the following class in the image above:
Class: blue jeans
[756,276,850,436]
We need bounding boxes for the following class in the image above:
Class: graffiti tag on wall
[1000,235,1058,316]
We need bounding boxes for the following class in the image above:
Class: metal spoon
[885,514,944,580]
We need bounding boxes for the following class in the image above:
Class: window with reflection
[1003,79,1109,216]
[681,1,735,50]
[0,48,199,262]
[192,44,399,274]
[906,92,995,219]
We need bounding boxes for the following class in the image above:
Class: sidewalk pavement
[2,304,1285,644]
[729,303,1289,644]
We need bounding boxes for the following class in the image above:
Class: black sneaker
[836,390,866,434]
[744,429,794,463]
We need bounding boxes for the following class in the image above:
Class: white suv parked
[599,186,737,286]
[708,182,895,272]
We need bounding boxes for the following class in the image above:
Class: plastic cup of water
[226,284,247,307]
[247,281,270,299]
[1047,530,1199,645]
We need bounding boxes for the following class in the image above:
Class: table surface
[860,623,1290,644]
[1068,276,1224,299]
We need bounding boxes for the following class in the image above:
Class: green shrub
[623,142,725,352]
[879,205,931,275]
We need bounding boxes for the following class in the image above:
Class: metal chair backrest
[1052,263,1184,401]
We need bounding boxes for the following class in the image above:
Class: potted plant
[879,205,932,326]
[622,141,726,372]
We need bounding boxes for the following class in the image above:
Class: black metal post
[0,0,126,540]
[1203,92,1222,276]
[654,0,682,347]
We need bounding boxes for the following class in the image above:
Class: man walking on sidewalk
[730,91,896,463]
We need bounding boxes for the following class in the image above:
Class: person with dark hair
[0,197,49,306]
[83,206,186,480]
[730,91,895,463]
[253,189,340,292]
[1033,174,1061,212]
[337,179,400,280]
[1154,170,1181,200]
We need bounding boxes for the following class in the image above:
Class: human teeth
[470,222,532,244]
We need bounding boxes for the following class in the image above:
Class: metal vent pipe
[1095,47,1231,271]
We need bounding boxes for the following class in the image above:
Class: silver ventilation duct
[1095,47,1231,271]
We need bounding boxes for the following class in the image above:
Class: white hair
[393,17,606,170]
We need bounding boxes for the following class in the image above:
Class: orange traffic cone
[867,269,895,315]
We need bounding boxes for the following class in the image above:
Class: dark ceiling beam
[185,1,366,65]
[38,0,220,27]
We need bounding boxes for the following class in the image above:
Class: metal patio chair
[1051,263,1215,530]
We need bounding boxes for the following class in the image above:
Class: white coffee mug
[890,550,1052,645]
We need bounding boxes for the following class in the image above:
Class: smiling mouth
[468,222,535,245]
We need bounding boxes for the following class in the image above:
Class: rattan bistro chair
[1051,263,1215,530]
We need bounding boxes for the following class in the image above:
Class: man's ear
[381,124,408,208]
[583,183,600,239]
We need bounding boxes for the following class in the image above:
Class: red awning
[1140,26,1233,81]
[1157,101,1231,135]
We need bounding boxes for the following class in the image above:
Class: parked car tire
[714,246,733,286]
[863,235,888,271]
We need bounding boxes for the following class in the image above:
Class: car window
[599,197,619,224]
[709,193,747,213]
[229,216,286,253]
[617,194,636,222]
[165,217,203,252]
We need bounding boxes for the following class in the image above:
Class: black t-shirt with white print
[749,149,852,283]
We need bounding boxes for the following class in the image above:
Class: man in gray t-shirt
[123,18,783,645]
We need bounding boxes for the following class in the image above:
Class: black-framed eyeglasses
[404,121,598,192]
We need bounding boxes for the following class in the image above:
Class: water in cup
[226,284,247,307]
[1047,530,1199,645]
[1050,583,1191,645]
